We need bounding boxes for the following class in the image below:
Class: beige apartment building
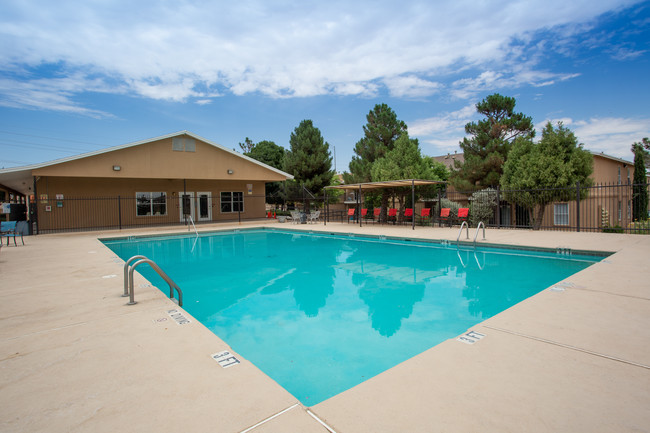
[0,131,293,232]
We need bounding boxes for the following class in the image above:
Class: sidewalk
[0,222,648,432]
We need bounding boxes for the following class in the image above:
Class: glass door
[197,192,212,221]
[179,191,195,221]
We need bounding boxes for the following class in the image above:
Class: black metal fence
[326,182,650,234]
[24,182,650,234]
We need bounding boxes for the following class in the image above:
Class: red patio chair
[440,208,451,227]
[417,208,431,225]
[388,208,397,224]
[458,208,469,224]
[347,208,355,223]
[404,208,414,224]
[361,208,368,219]
[373,207,381,223]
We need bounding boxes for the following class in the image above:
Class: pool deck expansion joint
[483,325,650,370]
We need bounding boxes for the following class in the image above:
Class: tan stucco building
[0,131,293,232]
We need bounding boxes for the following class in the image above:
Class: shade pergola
[324,179,447,229]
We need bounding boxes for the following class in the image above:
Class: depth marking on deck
[211,350,241,368]
[167,309,190,325]
[457,330,485,344]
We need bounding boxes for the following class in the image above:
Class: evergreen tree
[452,93,534,190]
[283,120,334,211]
[238,137,254,153]
[346,103,407,183]
[501,122,593,230]
[632,139,649,221]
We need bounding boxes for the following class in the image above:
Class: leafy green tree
[244,140,286,205]
[346,104,408,221]
[371,134,445,221]
[283,120,334,212]
[632,138,649,220]
[346,103,408,184]
[246,140,285,169]
[452,93,535,190]
[501,122,593,230]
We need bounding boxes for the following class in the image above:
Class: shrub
[440,198,463,225]
[603,225,624,234]
[469,188,497,226]
[628,220,650,234]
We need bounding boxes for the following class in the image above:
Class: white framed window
[554,203,569,226]
[628,200,632,219]
[220,191,243,213]
[136,192,167,216]
[172,137,196,152]
[618,167,621,185]
[618,200,622,221]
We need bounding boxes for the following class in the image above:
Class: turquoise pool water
[102,229,603,405]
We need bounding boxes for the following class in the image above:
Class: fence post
[496,186,501,229]
[323,188,327,226]
[118,195,122,230]
[576,181,581,233]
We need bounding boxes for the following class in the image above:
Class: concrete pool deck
[0,221,648,432]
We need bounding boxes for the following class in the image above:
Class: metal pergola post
[359,184,362,227]
[412,179,415,230]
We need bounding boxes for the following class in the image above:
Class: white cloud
[451,69,581,99]
[536,117,650,160]
[383,75,441,99]
[408,104,477,156]
[0,0,641,114]
[0,75,116,118]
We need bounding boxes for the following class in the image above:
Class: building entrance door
[197,192,212,221]
[179,191,195,221]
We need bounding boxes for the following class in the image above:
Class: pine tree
[632,139,649,221]
[452,93,534,190]
[346,103,407,183]
[283,120,333,211]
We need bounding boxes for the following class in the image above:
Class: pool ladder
[456,221,486,244]
[123,255,183,306]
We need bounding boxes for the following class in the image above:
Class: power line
[0,130,108,147]
[0,140,97,154]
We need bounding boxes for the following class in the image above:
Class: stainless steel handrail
[457,221,469,242]
[188,215,198,237]
[474,221,486,243]
[125,257,183,306]
[123,255,148,297]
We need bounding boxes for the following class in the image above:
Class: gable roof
[432,152,464,169]
[590,151,633,166]
[0,130,293,194]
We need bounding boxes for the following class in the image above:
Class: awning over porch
[325,179,447,230]
[325,179,446,191]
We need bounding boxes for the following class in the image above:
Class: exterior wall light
[227,169,234,174]
[113,165,121,171]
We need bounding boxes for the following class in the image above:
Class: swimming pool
[102,228,604,405]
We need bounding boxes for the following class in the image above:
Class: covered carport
[324,179,446,230]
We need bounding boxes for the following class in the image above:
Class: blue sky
[1,0,649,172]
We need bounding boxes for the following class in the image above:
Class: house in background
[508,151,639,230]
[428,150,644,231]
[0,131,293,233]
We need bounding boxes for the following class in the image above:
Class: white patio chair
[308,210,320,224]
[290,210,302,224]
